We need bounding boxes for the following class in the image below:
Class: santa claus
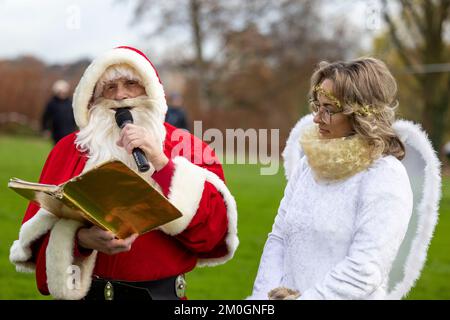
[9,46,238,300]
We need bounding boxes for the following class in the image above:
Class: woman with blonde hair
[249,57,441,300]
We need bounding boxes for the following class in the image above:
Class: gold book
[8,160,182,239]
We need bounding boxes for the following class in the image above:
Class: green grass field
[0,135,449,299]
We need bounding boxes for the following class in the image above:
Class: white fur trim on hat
[158,156,239,267]
[93,64,143,100]
[73,47,168,128]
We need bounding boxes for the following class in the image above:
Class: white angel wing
[282,116,442,299]
[386,120,441,299]
[282,114,313,180]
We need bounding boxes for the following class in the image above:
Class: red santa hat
[72,46,168,128]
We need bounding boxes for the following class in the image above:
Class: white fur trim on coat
[158,156,239,266]
[73,47,168,128]
[159,156,206,236]
[10,208,97,299]
[198,169,239,267]
[10,208,58,273]
[46,219,97,300]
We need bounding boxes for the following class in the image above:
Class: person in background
[165,92,189,131]
[444,141,450,161]
[42,79,77,144]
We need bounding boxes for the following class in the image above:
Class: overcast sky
[0,0,380,65]
[0,0,152,63]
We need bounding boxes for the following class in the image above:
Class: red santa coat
[10,123,238,300]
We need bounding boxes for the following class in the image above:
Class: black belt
[84,275,186,300]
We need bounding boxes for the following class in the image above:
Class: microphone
[114,108,150,172]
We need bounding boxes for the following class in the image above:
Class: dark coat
[42,96,77,144]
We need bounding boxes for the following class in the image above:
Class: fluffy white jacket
[249,155,413,300]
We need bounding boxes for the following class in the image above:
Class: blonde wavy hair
[309,57,405,160]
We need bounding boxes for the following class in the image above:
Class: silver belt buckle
[175,275,186,298]
[104,281,114,300]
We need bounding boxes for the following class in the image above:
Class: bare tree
[127,0,359,143]
[382,0,450,152]
[129,0,274,110]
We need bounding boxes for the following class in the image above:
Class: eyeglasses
[309,99,343,125]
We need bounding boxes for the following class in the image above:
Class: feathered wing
[282,114,313,180]
[282,116,442,299]
[386,120,441,299]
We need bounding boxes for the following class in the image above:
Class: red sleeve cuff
[151,158,175,197]
[73,228,93,258]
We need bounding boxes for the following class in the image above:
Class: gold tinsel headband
[313,85,343,111]
[354,104,379,117]
[313,85,379,117]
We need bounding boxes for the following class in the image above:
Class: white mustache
[90,95,159,111]
[75,95,166,178]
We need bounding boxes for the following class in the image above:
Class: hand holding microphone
[115,108,168,172]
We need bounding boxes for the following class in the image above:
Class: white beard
[75,96,166,181]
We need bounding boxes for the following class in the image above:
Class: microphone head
[115,107,133,128]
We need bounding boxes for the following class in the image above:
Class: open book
[8,160,182,239]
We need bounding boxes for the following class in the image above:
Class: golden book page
[9,160,183,238]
